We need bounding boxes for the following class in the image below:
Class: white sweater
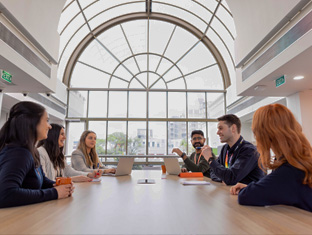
[38,146,88,180]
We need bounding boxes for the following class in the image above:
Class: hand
[201,145,213,161]
[172,148,183,157]
[88,169,104,178]
[181,168,188,172]
[230,183,247,195]
[104,168,116,174]
[54,183,75,199]
[72,175,92,182]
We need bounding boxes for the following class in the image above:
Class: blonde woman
[71,130,116,174]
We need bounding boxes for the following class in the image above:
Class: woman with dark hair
[37,124,102,182]
[228,104,312,212]
[71,130,115,174]
[0,101,74,208]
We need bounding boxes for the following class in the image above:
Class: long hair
[252,104,312,187]
[37,124,65,170]
[77,130,101,168]
[0,101,46,167]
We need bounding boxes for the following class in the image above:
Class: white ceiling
[239,44,312,97]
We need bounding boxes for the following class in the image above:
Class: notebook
[164,158,181,175]
[102,158,134,176]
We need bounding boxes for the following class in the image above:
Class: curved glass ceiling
[57,0,236,88]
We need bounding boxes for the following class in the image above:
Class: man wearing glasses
[172,130,214,177]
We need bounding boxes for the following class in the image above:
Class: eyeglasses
[191,137,203,141]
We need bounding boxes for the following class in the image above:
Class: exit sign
[275,75,285,87]
[0,70,12,83]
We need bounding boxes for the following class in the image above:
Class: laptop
[164,158,181,175]
[103,158,134,176]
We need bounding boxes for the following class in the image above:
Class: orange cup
[161,165,166,174]
[55,177,72,186]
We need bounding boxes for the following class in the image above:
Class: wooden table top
[1,170,312,234]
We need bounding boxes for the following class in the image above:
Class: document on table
[92,178,102,182]
[182,181,210,185]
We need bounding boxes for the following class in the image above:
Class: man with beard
[172,130,214,177]
[201,114,264,185]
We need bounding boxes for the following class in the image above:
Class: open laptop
[103,158,134,176]
[164,158,181,175]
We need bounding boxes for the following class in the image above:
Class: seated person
[202,114,264,185]
[37,124,102,182]
[172,130,213,177]
[71,130,116,174]
[230,104,312,212]
[0,101,74,208]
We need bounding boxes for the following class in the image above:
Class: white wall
[287,90,312,144]
[0,0,65,61]
[226,0,301,64]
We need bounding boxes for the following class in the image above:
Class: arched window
[58,1,236,163]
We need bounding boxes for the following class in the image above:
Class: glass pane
[120,20,147,55]
[161,26,198,63]
[149,20,175,54]
[149,73,167,89]
[70,61,109,88]
[168,122,187,154]
[208,122,223,156]
[188,122,207,154]
[108,91,127,117]
[185,64,223,90]
[128,122,146,155]
[89,121,107,156]
[177,42,216,75]
[129,92,146,118]
[153,2,207,33]
[79,39,119,75]
[66,122,85,155]
[68,90,88,117]
[148,122,166,155]
[211,20,234,56]
[107,121,126,155]
[216,5,236,38]
[87,2,145,30]
[88,91,107,118]
[58,1,80,33]
[168,92,186,118]
[149,92,166,118]
[188,93,206,118]
[96,26,132,64]
[163,66,184,83]
[207,92,225,118]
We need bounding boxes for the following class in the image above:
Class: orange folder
[179,172,203,178]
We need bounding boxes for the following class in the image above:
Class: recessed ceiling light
[293,76,304,80]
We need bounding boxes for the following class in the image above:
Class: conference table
[1,170,312,234]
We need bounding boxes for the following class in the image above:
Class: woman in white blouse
[37,124,102,181]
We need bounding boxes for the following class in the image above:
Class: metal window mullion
[166,91,168,155]
[105,91,110,157]
[185,91,188,154]
[205,92,209,145]
[86,90,90,130]
[126,90,129,155]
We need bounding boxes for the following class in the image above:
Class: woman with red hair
[229,104,312,212]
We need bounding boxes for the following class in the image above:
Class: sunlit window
[61,1,235,159]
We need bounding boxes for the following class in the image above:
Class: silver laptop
[103,158,134,176]
[164,158,181,175]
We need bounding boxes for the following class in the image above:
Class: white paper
[182,181,210,185]
[91,178,102,182]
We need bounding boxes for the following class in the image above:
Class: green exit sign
[275,75,285,87]
[1,70,12,83]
